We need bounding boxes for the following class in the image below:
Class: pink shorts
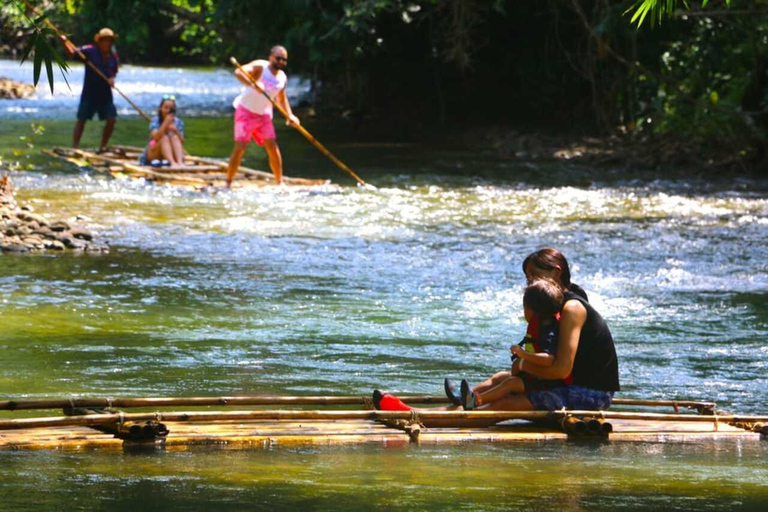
[234,105,275,146]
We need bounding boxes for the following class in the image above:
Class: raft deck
[43,145,331,189]
[0,417,762,452]
[0,396,764,451]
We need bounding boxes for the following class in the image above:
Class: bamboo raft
[43,145,331,190]
[1,395,765,451]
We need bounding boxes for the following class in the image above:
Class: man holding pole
[59,28,119,152]
[226,45,300,187]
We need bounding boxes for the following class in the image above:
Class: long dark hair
[157,98,176,123]
[522,248,572,289]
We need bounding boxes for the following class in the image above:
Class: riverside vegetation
[2,1,767,174]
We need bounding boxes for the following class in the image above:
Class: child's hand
[510,345,524,358]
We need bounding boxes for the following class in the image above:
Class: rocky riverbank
[0,176,108,254]
[0,77,34,99]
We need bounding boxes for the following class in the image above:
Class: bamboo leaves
[626,0,732,28]
[17,6,71,93]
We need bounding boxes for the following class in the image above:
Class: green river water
[1,117,767,510]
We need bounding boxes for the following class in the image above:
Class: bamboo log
[2,409,768,432]
[86,145,330,186]
[0,395,716,411]
[561,416,587,435]
[0,395,447,411]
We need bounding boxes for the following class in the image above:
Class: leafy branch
[15,0,70,93]
[626,0,732,27]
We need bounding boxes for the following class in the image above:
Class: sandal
[444,378,461,406]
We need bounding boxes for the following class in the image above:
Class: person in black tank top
[561,291,619,392]
[460,248,619,412]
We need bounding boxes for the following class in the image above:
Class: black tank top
[568,283,588,302]
[564,291,620,392]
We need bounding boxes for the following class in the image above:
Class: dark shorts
[77,98,117,121]
[526,386,614,411]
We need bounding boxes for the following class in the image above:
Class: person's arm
[58,35,78,58]
[235,61,264,88]
[109,52,118,87]
[520,351,555,367]
[174,119,185,143]
[277,88,300,127]
[150,116,175,141]
[513,300,586,380]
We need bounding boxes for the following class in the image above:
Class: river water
[1,59,767,510]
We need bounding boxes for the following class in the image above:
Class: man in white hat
[59,28,119,152]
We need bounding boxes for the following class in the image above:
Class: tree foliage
[626,0,732,27]
[5,1,768,168]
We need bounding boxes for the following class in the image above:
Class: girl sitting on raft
[140,95,186,168]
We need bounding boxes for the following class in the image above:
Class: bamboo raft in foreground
[0,395,765,451]
[43,146,331,190]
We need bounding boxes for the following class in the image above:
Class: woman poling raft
[374,248,620,423]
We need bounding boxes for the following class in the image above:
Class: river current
[1,59,767,510]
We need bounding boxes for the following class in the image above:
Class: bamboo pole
[2,409,768,432]
[0,395,717,412]
[230,57,368,187]
[0,395,447,411]
[24,1,151,121]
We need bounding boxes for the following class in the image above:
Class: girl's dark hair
[523,279,564,319]
[522,247,572,289]
[157,98,175,123]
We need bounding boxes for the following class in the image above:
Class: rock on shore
[0,176,108,254]
[0,77,35,100]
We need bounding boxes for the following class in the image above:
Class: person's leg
[474,376,526,407]
[159,135,177,165]
[170,135,185,165]
[227,141,250,187]
[424,393,534,428]
[480,393,535,411]
[146,140,163,161]
[263,138,283,185]
[100,118,116,151]
[473,371,511,394]
[95,102,117,151]
[73,120,86,149]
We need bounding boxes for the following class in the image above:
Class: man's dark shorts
[77,99,117,121]
[526,385,614,411]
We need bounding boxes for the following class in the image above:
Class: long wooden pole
[24,1,151,121]
[1,409,767,431]
[230,57,368,186]
[0,395,447,411]
[0,395,718,411]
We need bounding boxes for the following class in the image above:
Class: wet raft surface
[0,418,760,451]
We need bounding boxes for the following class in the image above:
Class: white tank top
[232,59,287,115]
